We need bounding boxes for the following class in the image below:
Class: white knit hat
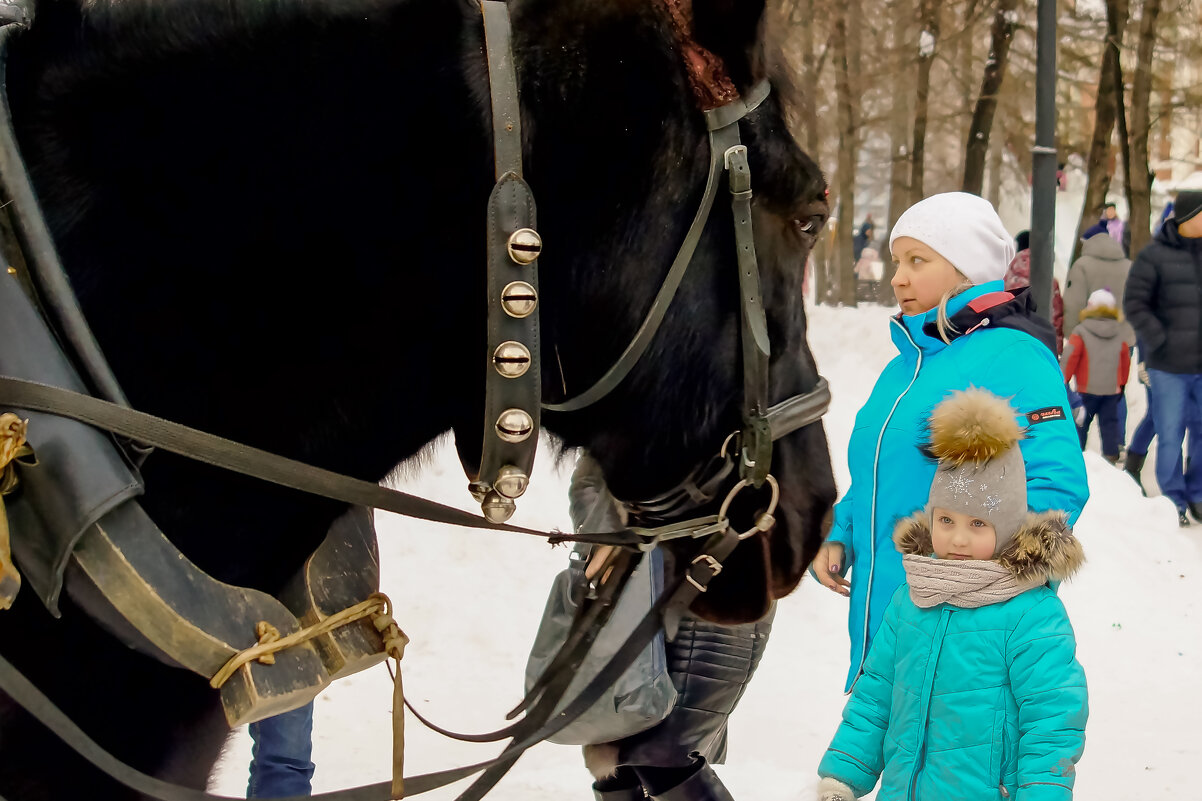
[889,192,1016,285]
[1086,288,1116,310]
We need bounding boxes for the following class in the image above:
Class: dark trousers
[1078,392,1122,458]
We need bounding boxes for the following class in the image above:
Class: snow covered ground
[211,302,1202,800]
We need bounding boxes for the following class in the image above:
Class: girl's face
[931,506,997,560]
[890,237,964,315]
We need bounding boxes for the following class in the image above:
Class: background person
[1124,190,1202,527]
[1061,289,1131,464]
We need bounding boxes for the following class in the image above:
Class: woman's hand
[811,542,850,597]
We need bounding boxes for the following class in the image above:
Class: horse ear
[690,0,766,84]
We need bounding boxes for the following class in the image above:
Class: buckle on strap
[686,553,724,592]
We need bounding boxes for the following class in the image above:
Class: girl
[816,389,1088,800]
[810,192,1087,691]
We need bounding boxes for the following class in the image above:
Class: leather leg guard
[649,761,735,801]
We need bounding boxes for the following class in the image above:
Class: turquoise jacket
[819,511,1089,801]
[828,282,1088,690]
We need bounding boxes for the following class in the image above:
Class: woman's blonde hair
[934,274,974,343]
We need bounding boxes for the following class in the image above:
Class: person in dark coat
[852,218,874,264]
[569,455,771,801]
[1123,190,1202,526]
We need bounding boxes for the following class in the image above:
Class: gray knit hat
[926,389,1027,555]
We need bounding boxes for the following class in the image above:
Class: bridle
[469,0,831,527]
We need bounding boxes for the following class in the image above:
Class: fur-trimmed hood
[893,509,1085,584]
[1079,304,1122,323]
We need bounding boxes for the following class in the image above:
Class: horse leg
[0,596,230,800]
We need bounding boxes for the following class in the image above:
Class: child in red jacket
[1061,289,1132,463]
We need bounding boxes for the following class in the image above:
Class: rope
[210,591,410,799]
[0,411,33,610]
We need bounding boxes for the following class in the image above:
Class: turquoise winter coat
[828,282,1088,690]
[819,511,1089,801]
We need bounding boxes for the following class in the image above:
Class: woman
[810,192,1088,691]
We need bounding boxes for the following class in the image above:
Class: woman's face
[890,236,963,315]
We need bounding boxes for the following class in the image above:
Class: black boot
[1179,510,1192,528]
[1190,502,1202,524]
[593,783,647,801]
[1124,451,1147,496]
[648,761,735,801]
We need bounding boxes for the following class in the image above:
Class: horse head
[505,0,836,622]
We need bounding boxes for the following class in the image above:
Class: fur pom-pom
[928,388,1024,466]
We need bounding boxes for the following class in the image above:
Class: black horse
[0,0,835,796]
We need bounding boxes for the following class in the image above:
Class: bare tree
[910,0,942,201]
[881,0,916,301]
[962,0,1019,194]
[1127,0,1163,257]
[1073,0,1128,264]
[833,0,861,306]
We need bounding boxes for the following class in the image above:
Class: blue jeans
[248,702,315,798]
[1130,381,1202,456]
[1147,370,1202,511]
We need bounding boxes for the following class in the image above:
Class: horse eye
[794,216,821,236]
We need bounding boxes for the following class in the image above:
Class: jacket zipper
[851,318,923,689]
[909,607,952,800]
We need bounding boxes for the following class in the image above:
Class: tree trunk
[910,0,941,202]
[1127,0,1162,258]
[958,0,979,144]
[1073,0,1128,264]
[834,3,859,306]
[1114,22,1132,228]
[987,135,1005,207]
[881,0,917,303]
[798,0,830,303]
[962,0,1019,195]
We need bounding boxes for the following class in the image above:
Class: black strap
[0,375,645,547]
[481,0,522,181]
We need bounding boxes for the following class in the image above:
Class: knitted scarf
[902,554,1041,609]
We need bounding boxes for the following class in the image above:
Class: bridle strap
[474,0,543,521]
[482,0,523,181]
[767,375,831,441]
[725,140,772,485]
[541,81,771,414]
